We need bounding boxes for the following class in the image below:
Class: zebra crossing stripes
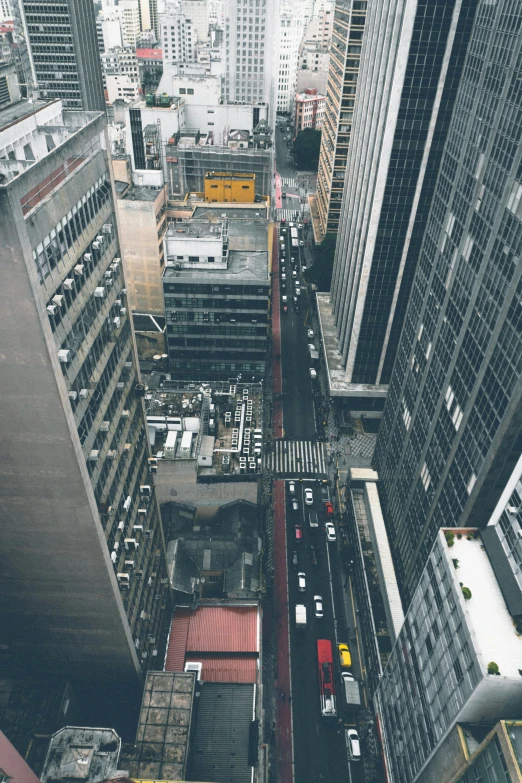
[264,440,327,477]
[277,208,299,222]
[281,177,298,188]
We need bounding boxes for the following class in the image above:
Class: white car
[309,368,317,380]
[301,263,307,271]
[292,498,299,512]
[307,328,314,339]
[305,488,313,506]
[292,269,297,278]
[298,572,306,592]
[281,273,286,281]
[299,240,304,247]
[314,595,324,618]
[307,343,315,353]
[346,729,361,762]
[282,295,288,304]
[325,521,336,542]
[288,481,296,495]
[341,671,355,683]
[298,223,303,229]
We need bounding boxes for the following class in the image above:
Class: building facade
[223,0,279,121]
[374,0,522,600]
[314,0,365,238]
[294,88,325,132]
[160,8,197,63]
[14,0,105,111]
[318,0,478,401]
[163,215,270,381]
[375,529,522,783]
[120,0,141,47]
[276,11,303,115]
[101,47,140,104]
[0,98,171,687]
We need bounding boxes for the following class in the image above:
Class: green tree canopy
[292,128,322,171]
[303,232,337,292]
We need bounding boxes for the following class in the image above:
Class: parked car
[299,240,304,247]
[346,729,361,762]
[292,269,297,278]
[325,521,336,542]
[314,595,324,618]
[292,550,298,567]
[301,263,307,271]
[341,671,355,683]
[295,525,303,541]
[281,273,286,281]
[281,265,286,274]
[292,498,299,512]
[282,295,288,305]
[338,643,352,668]
[298,572,306,592]
[282,192,287,198]
[305,488,313,506]
[324,501,334,517]
[309,368,317,380]
[307,328,314,339]
[281,282,286,291]
[288,481,296,495]
[298,223,303,229]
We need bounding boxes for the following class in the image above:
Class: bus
[290,227,298,240]
[317,640,337,717]
[291,238,299,257]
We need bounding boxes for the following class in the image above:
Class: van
[345,729,361,762]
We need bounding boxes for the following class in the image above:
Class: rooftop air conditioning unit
[105,270,112,279]
[118,520,125,530]
[63,278,74,290]
[107,449,117,459]
[121,288,127,296]
[96,235,104,243]
[115,299,122,307]
[140,485,152,496]
[133,524,143,532]
[88,450,99,461]
[121,409,130,418]
[140,610,149,620]
[124,538,137,549]
[508,505,518,514]
[117,572,130,584]
[102,224,112,233]
[113,316,121,327]
[120,307,127,316]
[74,264,84,275]
[58,349,70,363]
[113,257,121,265]
[47,304,58,315]
[138,508,147,516]
[117,381,125,389]
[84,253,92,262]
[125,560,135,569]
[106,278,113,287]
[124,443,131,453]
[100,420,110,431]
[125,361,133,368]
[94,287,105,298]
[69,391,77,400]
[52,294,64,307]
[123,495,132,510]
[148,457,158,467]
[79,388,89,399]
[92,241,101,250]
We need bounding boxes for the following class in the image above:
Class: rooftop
[41,727,121,783]
[443,529,522,678]
[136,48,163,59]
[122,184,163,202]
[165,219,223,240]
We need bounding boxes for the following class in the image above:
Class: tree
[303,232,337,292]
[292,128,322,171]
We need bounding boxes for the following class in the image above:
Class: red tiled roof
[184,656,258,683]
[165,608,190,671]
[186,606,259,653]
[136,48,163,60]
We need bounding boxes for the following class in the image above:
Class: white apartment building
[182,0,209,42]
[276,11,303,114]
[0,0,11,22]
[98,8,124,52]
[223,0,280,121]
[120,0,141,46]
[101,47,140,103]
[208,0,224,28]
[160,8,197,62]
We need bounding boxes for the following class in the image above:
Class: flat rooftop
[165,219,223,240]
[0,98,53,131]
[445,530,522,678]
[122,184,162,202]
[192,205,268,219]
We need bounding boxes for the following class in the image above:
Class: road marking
[325,539,338,645]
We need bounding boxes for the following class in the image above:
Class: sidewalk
[272,223,283,437]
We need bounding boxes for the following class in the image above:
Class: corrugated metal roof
[186,606,259,653]
[165,609,191,671]
[184,656,258,683]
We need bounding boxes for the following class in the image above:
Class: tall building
[374,0,522,601]
[315,0,365,238]
[0,98,171,689]
[276,11,303,115]
[160,7,197,63]
[14,0,105,111]
[375,528,522,783]
[181,0,209,43]
[120,0,141,47]
[317,0,476,400]
[223,0,280,120]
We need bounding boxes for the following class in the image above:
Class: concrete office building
[120,0,141,47]
[163,213,270,380]
[0,98,171,690]
[374,0,522,601]
[375,529,522,783]
[276,11,303,115]
[318,0,477,401]
[314,0,365,239]
[181,0,209,43]
[101,47,140,104]
[160,7,197,63]
[14,0,105,111]
[295,0,333,97]
[223,0,279,120]
[294,88,325,132]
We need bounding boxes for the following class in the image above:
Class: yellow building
[204,172,255,203]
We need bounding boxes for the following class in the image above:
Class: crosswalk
[264,440,327,477]
[281,177,298,188]
[277,208,299,222]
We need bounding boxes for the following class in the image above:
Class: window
[208,256,215,262]
[179,87,186,94]
[188,256,199,263]
[453,658,463,683]
[187,88,194,95]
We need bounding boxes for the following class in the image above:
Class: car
[282,295,288,304]
[310,545,318,566]
[281,273,286,281]
[282,192,287,198]
[314,595,324,618]
[301,263,307,271]
[293,296,298,306]
[309,368,317,380]
[341,671,355,683]
[292,550,298,567]
[325,521,336,542]
[346,728,361,762]
[289,222,296,227]
[307,328,314,339]
[288,480,296,494]
[295,304,300,313]
[292,498,299,512]
[324,501,334,517]
[338,643,352,668]
[305,488,313,506]
[295,286,301,296]
[292,269,297,278]
[299,240,304,247]
[295,525,303,541]
[298,572,306,592]
[307,343,315,353]
[298,223,303,229]
[281,265,286,274]
[281,282,286,291]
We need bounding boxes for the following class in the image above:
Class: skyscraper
[14,0,105,111]
[223,0,280,119]
[317,0,476,399]
[374,0,522,603]
[0,97,171,689]
[315,0,366,239]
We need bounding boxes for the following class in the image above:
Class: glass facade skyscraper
[375,0,522,603]
[318,0,476,398]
